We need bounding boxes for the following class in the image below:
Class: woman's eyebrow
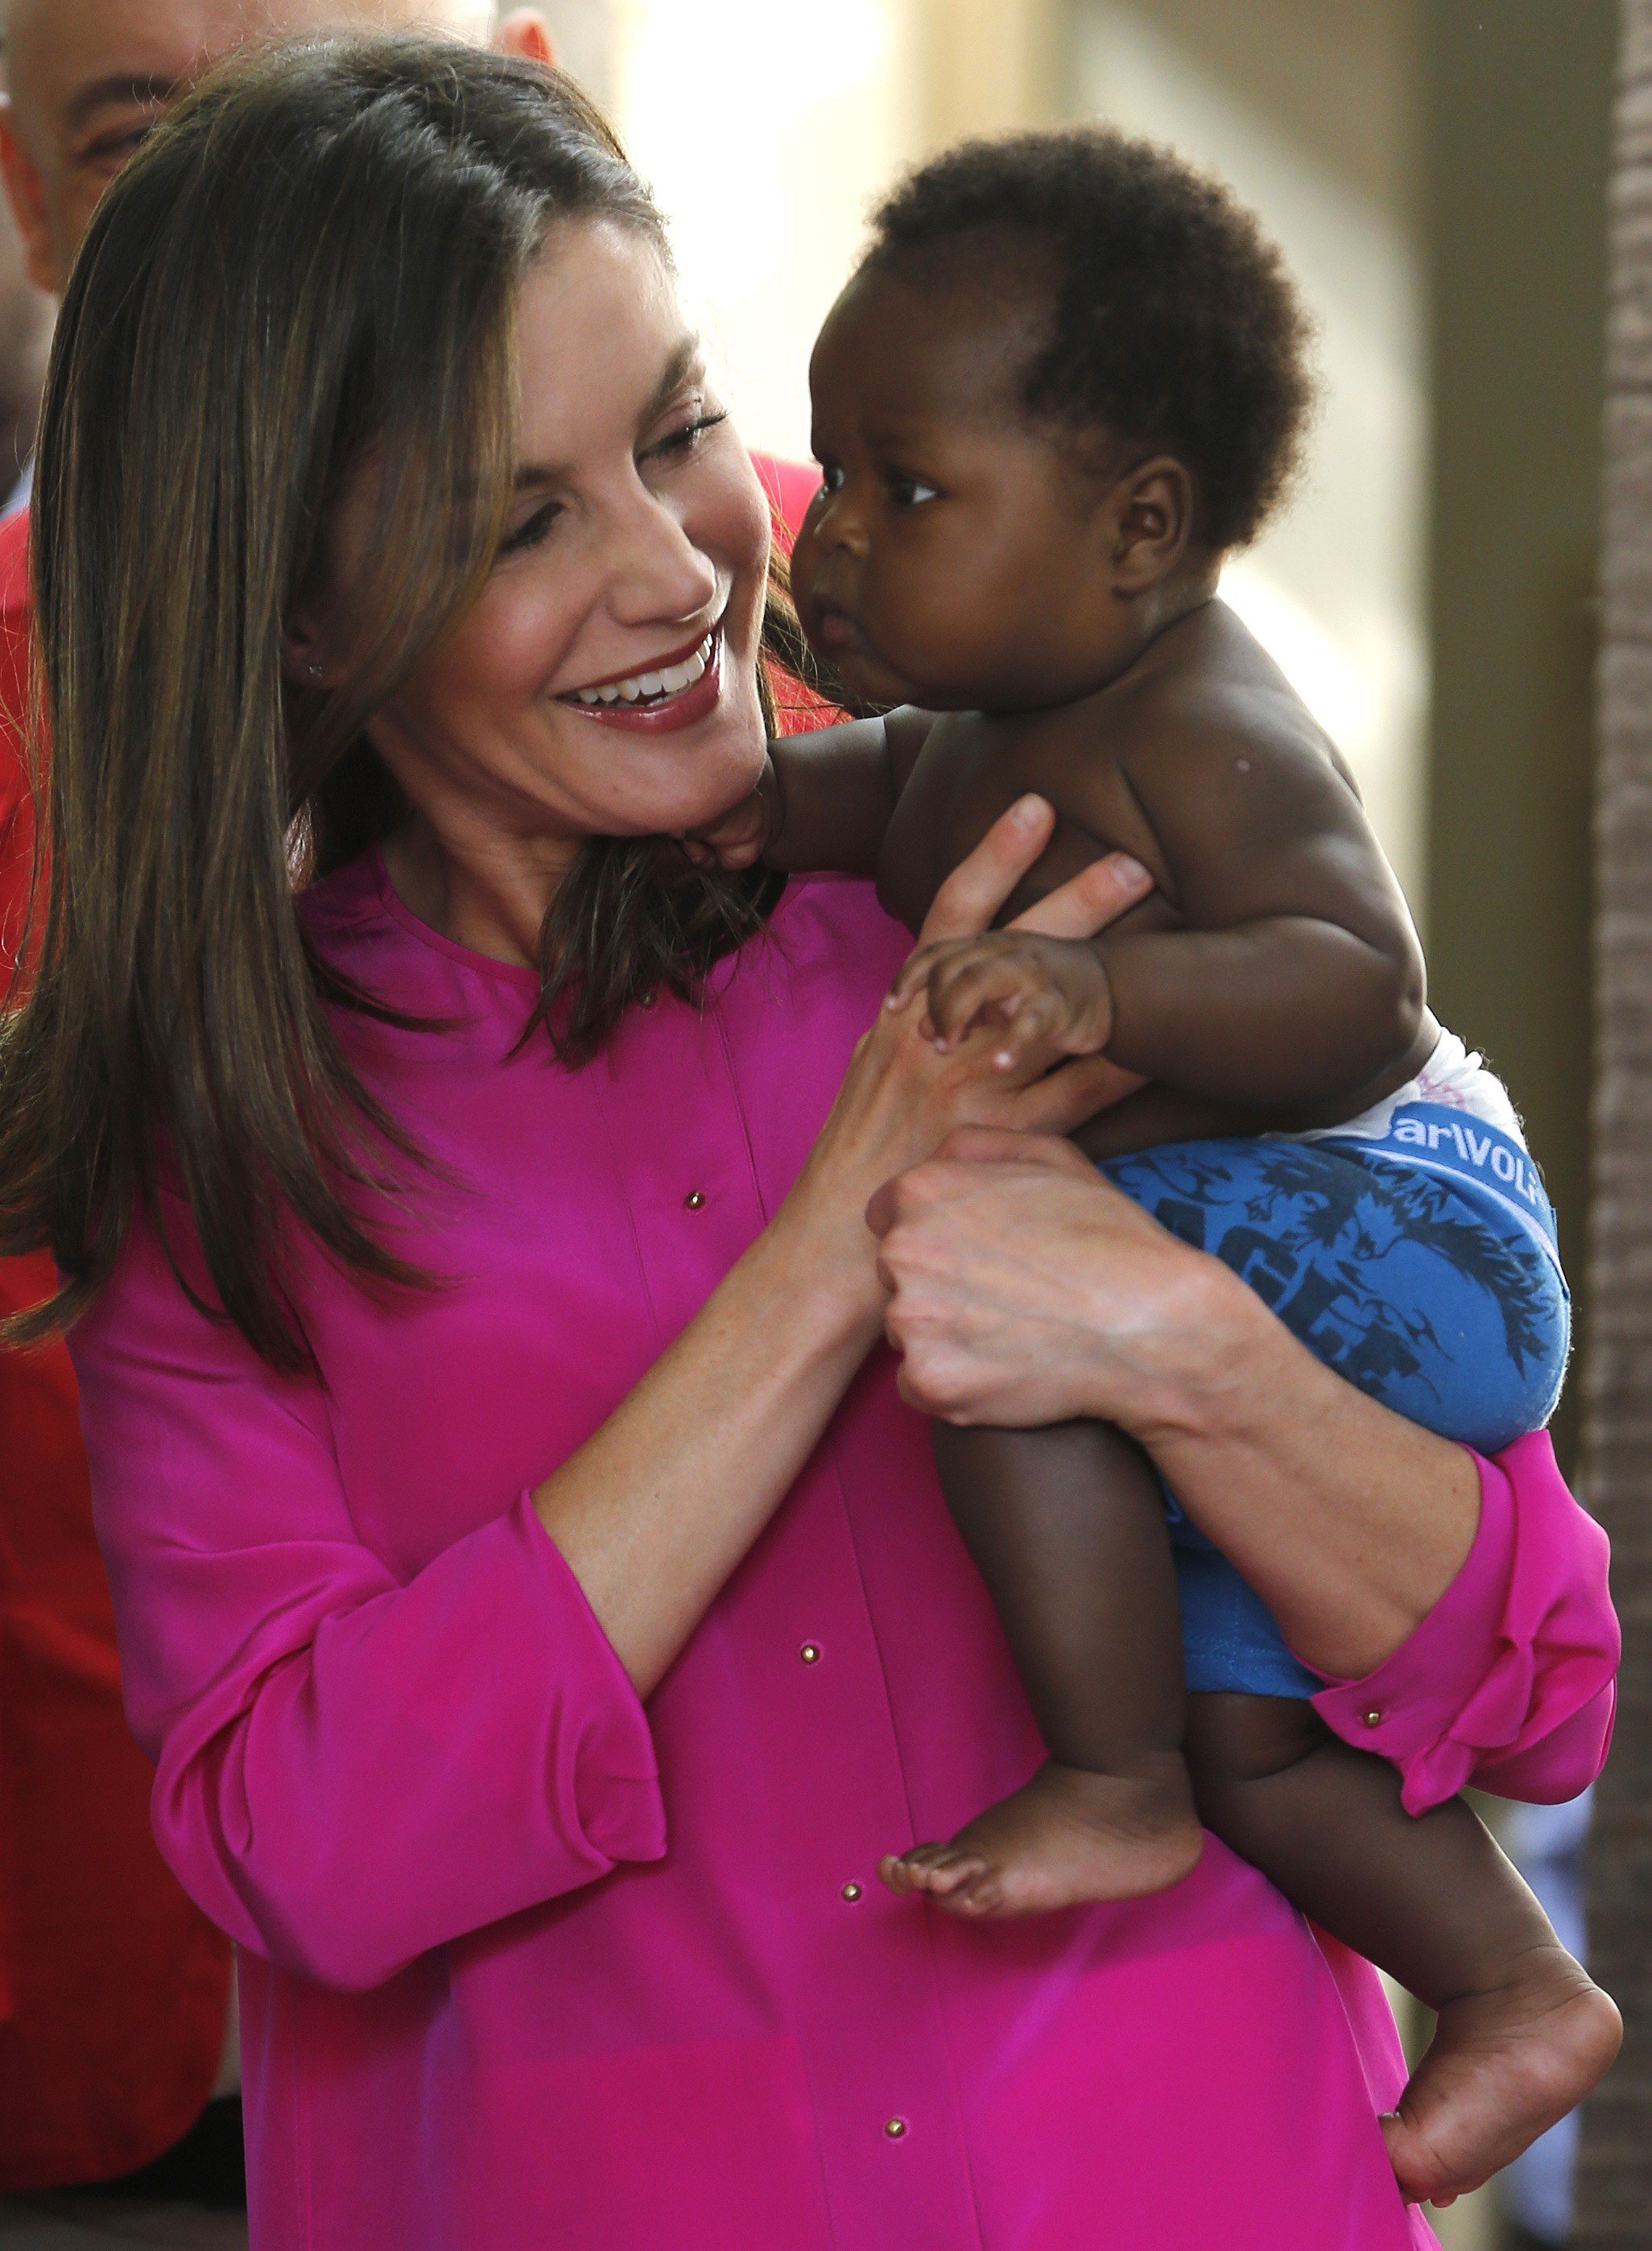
[638,334,705,427]
[510,337,708,489]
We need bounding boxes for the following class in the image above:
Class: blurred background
[0,2,1618,2247]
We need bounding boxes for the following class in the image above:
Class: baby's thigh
[1100,1137,1569,1456]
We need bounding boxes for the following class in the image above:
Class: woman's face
[331,219,772,866]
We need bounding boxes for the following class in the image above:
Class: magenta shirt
[70,857,1617,2251]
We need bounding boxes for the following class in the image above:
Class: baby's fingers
[926,954,1042,1051]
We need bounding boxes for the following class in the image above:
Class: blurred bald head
[1,0,553,292]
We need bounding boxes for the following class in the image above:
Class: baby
[721,130,1620,2207]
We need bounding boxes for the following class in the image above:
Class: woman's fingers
[934,1127,1099,1178]
[1012,1053,1146,1136]
[917,795,1057,946]
[1007,849,1153,940]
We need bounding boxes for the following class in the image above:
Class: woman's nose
[605,485,721,629]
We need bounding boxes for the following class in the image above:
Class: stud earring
[307,661,324,683]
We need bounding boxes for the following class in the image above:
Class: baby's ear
[1105,456,1195,595]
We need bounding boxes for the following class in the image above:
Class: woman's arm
[869,1132,1617,1806]
[535,807,1149,1695]
[72,811,1150,1990]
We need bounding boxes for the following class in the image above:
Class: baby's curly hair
[861,129,1316,552]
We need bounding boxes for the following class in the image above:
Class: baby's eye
[817,461,846,494]
[886,470,938,508]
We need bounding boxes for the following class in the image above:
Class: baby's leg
[880,1420,1202,1915]
[1186,1694,1621,2208]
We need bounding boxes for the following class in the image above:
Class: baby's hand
[680,761,778,869]
[886,931,1115,1070]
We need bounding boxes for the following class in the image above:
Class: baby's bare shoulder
[1111,606,1353,799]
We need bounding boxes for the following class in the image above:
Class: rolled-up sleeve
[70,1214,665,1993]
[1312,1432,1617,1815]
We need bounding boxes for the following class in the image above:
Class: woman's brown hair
[0,37,822,1370]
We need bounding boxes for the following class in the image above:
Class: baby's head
[790,130,1315,714]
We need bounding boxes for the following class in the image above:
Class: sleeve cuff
[1311,1432,1618,1815]
[514,1492,667,1870]
[1312,1446,1514,1815]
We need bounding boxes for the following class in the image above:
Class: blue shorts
[1101,1104,1571,1699]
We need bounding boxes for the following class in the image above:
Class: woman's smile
[556,616,725,731]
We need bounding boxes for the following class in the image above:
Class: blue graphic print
[1101,1105,1571,1699]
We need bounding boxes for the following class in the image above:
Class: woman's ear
[494,11,558,67]
[1105,456,1196,596]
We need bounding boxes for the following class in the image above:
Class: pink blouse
[70,858,1617,2251]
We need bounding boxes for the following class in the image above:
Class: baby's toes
[940,1866,1007,1917]
[881,1844,979,1898]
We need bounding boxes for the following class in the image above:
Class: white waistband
[1291,1029,1526,1150]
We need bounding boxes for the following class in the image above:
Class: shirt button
[799,1642,822,1665]
[884,2117,909,2141]
[683,1190,706,1211]
[1361,1706,1384,1729]
[840,1881,863,1902]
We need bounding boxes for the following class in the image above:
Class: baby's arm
[902,717,1426,1120]
[1097,719,1425,1109]
[703,709,935,875]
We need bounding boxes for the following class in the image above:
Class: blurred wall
[1067,0,1429,901]
[1422,0,1615,1479]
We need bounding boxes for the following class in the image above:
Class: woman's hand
[867,1129,1235,1430]
[779,797,1153,1301]
[868,1125,1484,1678]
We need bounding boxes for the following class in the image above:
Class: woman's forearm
[538,810,1155,1700]
[532,1203,880,1697]
[1122,1271,1481,1678]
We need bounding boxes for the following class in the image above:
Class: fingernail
[1113,853,1150,885]
[1012,793,1049,825]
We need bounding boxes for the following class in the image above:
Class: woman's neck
[380,817,579,971]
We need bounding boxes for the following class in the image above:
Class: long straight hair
[0,39,816,1370]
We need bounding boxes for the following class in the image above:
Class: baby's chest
[879,711,1167,931]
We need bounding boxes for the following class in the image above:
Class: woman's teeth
[572,633,712,706]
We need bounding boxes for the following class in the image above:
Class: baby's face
[791,268,1130,713]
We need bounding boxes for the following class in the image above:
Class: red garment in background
[0,502,231,2191]
[0,456,829,2188]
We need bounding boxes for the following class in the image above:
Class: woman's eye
[647,411,729,463]
[887,471,938,508]
[499,501,564,557]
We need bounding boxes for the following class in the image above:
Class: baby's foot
[1381,1944,1621,2208]
[878,1755,1204,1917]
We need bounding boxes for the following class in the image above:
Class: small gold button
[799,1642,821,1665]
[884,2117,908,2141]
[684,1190,705,1211]
[1361,1706,1383,1729]
[841,1881,862,1902]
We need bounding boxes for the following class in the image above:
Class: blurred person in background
[0,0,555,2206]
[0,185,46,513]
